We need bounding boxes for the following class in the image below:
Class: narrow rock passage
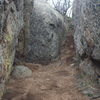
[2,35,95,100]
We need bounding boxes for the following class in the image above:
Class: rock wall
[73,0,100,59]
[73,0,100,96]
[0,0,24,99]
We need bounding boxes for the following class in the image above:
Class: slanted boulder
[73,0,100,76]
[0,0,24,99]
[73,0,100,60]
[73,0,100,97]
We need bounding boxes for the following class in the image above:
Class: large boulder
[73,0,100,60]
[73,0,100,96]
[23,0,68,63]
[0,0,24,99]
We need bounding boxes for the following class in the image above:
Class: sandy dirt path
[2,35,98,100]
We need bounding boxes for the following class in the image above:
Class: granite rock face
[73,0,100,60]
[24,0,68,63]
[0,0,24,99]
[73,0,100,96]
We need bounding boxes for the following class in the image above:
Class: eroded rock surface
[24,0,68,63]
[0,0,24,99]
[73,0,100,97]
[73,0,100,78]
[73,0,100,60]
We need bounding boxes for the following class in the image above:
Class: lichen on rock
[0,0,24,99]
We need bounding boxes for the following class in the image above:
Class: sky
[47,0,74,17]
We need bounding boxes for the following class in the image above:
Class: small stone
[12,65,32,79]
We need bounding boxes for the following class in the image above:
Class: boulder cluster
[0,0,68,99]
